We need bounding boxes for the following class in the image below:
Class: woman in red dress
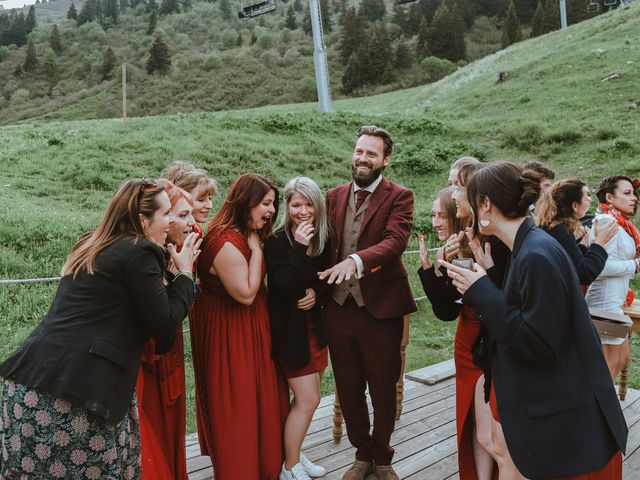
[190,173,288,480]
[418,160,509,480]
[265,177,330,480]
[136,181,197,480]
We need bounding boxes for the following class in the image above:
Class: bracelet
[174,271,193,281]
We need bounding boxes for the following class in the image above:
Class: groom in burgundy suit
[319,126,417,480]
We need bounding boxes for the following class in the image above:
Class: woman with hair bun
[441,162,627,479]
[536,179,617,289]
[586,175,640,380]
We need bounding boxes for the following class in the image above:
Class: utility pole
[559,0,567,30]
[308,0,332,112]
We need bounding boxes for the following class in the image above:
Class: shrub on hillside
[10,88,30,106]
[0,46,9,62]
[420,56,457,83]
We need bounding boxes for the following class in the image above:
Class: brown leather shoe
[342,460,373,480]
[374,464,400,480]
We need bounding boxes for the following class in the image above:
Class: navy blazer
[464,219,627,479]
[0,238,196,425]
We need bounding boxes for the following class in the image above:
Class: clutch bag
[590,308,633,339]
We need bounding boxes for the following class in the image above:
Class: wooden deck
[185,363,640,479]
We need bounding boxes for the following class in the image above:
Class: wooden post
[332,390,343,443]
[396,314,411,420]
[122,63,127,128]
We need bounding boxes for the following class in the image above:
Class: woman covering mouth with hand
[137,180,197,480]
[189,173,289,480]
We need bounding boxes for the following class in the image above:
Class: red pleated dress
[189,229,288,480]
[454,305,491,480]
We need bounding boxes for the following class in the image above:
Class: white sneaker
[300,454,326,478]
[280,462,312,480]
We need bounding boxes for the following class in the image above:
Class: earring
[480,216,490,227]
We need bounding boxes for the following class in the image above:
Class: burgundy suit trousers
[326,297,403,465]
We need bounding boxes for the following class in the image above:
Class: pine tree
[415,16,430,60]
[365,21,394,84]
[302,5,311,35]
[120,0,129,13]
[394,36,412,70]
[77,0,97,25]
[8,13,28,47]
[23,38,38,72]
[42,48,58,81]
[146,8,157,35]
[402,5,422,36]
[236,32,243,46]
[219,0,231,20]
[25,5,36,33]
[360,0,385,22]
[501,0,521,48]
[293,0,303,12]
[102,0,119,25]
[429,0,466,62]
[181,0,191,10]
[49,24,63,53]
[531,0,545,36]
[146,35,171,75]
[101,46,116,80]
[543,0,559,32]
[515,0,537,23]
[159,0,180,15]
[250,31,257,44]
[320,0,332,32]
[341,53,361,93]
[338,6,366,64]
[147,0,158,13]
[285,5,298,29]
[67,2,78,20]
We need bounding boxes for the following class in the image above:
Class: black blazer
[0,238,196,425]
[464,219,627,479]
[265,229,329,370]
[543,224,607,286]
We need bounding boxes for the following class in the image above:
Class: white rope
[0,277,62,285]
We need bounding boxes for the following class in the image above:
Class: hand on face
[438,259,487,296]
[294,220,315,246]
[167,232,202,272]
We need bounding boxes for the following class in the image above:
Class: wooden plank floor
[185,368,640,479]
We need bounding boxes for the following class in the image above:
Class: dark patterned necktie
[355,190,371,211]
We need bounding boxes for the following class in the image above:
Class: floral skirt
[1,379,140,479]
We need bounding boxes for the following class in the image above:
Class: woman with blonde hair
[265,177,330,480]
[0,179,199,478]
[162,160,218,236]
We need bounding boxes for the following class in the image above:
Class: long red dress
[136,332,188,480]
[189,229,288,480]
[454,305,487,480]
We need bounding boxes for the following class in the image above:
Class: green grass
[1,4,640,433]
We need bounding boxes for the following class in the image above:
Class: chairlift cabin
[603,0,617,5]
[395,0,419,5]
[587,1,600,12]
[238,0,276,19]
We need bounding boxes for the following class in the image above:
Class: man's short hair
[357,125,393,159]
[523,160,555,180]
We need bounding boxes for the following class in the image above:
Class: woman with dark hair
[189,173,287,480]
[586,175,640,380]
[536,179,617,289]
[442,162,627,479]
[0,179,199,479]
[265,177,330,480]
[137,181,196,480]
[417,169,509,480]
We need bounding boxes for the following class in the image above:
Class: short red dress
[279,312,328,379]
[189,229,289,480]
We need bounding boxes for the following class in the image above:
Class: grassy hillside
[1,4,639,432]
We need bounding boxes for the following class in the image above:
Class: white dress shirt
[586,214,637,345]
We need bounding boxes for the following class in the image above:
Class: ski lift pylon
[587,0,600,13]
[238,0,277,19]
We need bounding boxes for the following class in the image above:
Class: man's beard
[352,163,385,188]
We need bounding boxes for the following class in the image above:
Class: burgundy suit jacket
[326,177,417,319]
